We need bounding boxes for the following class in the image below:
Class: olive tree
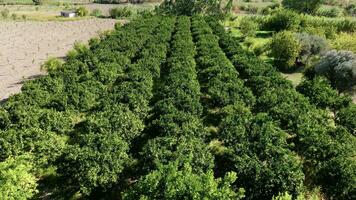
[295,32,329,65]
[314,50,356,92]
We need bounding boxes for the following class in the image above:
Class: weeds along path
[0,19,116,101]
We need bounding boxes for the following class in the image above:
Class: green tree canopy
[269,31,301,71]
[282,0,323,14]
[0,155,38,200]
[122,162,244,200]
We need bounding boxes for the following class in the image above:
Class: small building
[60,11,76,18]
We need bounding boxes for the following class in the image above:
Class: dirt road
[0,18,117,100]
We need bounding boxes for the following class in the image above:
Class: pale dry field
[0,18,117,100]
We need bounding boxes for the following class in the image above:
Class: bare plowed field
[0,19,117,100]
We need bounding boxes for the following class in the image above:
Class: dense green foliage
[269,31,301,71]
[239,17,259,37]
[0,155,38,200]
[0,13,355,200]
[336,105,356,135]
[297,77,351,110]
[282,0,323,14]
[265,9,301,32]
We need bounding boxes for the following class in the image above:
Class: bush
[265,9,301,32]
[0,155,38,200]
[336,105,356,135]
[332,32,356,53]
[76,7,89,17]
[239,17,258,37]
[90,8,102,17]
[297,77,351,110]
[122,162,244,200]
[269,31,301,71]
[319,156,356,199]
[261,3,281,15]
[40,57,63,74]
[109,7,132,19]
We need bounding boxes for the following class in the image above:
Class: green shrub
[40,57,63,74]
[122,162,244,200]
[332,32,356,53]
[76,6,89,17]
[336,105,356,135]
[269,31,301,71]
[261,3,281,15]
[297,77,351,110]
[265,9,301,32]
[282,0,323,14]
[239,17,258,37]
[109,7,132,19]
[0,155,38,200]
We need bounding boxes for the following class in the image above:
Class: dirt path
[0,18,117,100]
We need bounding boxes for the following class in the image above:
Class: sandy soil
[0,18,117,100]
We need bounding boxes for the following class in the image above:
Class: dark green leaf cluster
[297,77,352,111]
[336,105,356,135]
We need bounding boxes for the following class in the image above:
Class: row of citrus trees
[207,17,355,199]
[124,16,244,199]
[192,16,305,200]
[0,15,177,199]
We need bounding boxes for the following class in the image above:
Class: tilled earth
[0,18,117,100]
